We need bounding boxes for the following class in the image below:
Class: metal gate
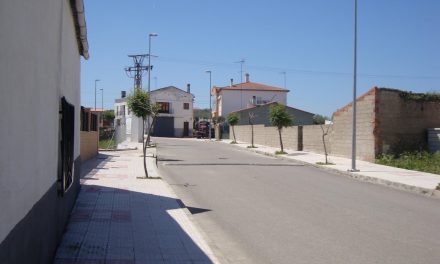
[153,116,174,137]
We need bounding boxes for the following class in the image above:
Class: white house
[114,91,144,144]
[114,85,194,141]
[212,73,289,117]
[0,0,88,262]
[150,85,195,137]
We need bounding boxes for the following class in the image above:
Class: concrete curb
[223,141,440,199]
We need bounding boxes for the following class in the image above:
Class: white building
[0,0,88,262]
[150,85,194,137]
[212,73,289,117]
[114,85,194,141]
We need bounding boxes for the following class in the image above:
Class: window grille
[59,97,75,195]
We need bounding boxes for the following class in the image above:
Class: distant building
[232,102,315,126]
[0,0,89,263]
[114,85,194,141]
[212,73,289,117]
[150,85,194,137]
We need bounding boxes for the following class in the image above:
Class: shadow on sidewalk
[54,184,214,264]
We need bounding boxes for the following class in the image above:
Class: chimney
[121,91,126,98]
[187,83,191,93]
[245,73,250,83]
[230,78,234,87]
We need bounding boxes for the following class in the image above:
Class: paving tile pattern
[54,148,218,264]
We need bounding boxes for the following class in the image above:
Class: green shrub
[376,151,440,175]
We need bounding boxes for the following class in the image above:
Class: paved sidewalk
[54,143,220,264]
[220,140,440,197]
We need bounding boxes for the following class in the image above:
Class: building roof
[213,81,289,94]
[231,102,315,116]
[70,0,89,59]
[150,86,195,98]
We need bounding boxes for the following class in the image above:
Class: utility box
[428,128,440,153]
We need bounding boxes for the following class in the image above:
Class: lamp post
[205,70,212,139]
[94,79,100,110]
[147,33,158,140]
[100,88,104,126]
[147,33,158,93]
[350,0,359,172]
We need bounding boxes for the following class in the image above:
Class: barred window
[59,97,75,195]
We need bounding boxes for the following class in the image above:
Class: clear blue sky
[81,0,440,116]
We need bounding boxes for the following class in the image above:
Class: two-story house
[150,85,194,137]
[114,85,194,141]
[212,73,289,117]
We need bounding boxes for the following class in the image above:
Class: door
[183,122,189,137]
[153,117,174,137]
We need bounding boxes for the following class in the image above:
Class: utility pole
[125,55,149,90]
[206,70,212,139]
[350,0,359,172]
[235,59,245,108]
[94,79,100,110]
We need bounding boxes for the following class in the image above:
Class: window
[59,97,75,195]
[158,102,170,113]
[183,103,189,110]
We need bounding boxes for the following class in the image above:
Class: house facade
[114,85,194,141]
[150,85,195,137]
[212,73,289,117]
[0,0,88,263]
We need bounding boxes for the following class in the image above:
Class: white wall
[150,87,194,137]
[0,0,81,242]
[218,90,287,116]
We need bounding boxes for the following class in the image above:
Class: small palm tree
[269,104,293,154]
[227,112,240,143]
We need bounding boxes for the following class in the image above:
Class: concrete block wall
[330,88,377,160]
[302,125,332,155]
[80,131,98,161]
[233,125,298,150]
[376,89,440,154]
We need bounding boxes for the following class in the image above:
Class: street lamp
[94,79,100,110]
[205,70,212,139]
[350,0,359,172]
[147,33,158,141]
[100,88,104,126]
[147,33,158,93]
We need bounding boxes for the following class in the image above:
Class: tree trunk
[142,117,149,178]
[320,125,328,164]
[232,125,236,143]
[278,128,283,152]
[146,114,157,147]
[251,124,254,147]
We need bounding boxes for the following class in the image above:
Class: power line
[155,56,440,80]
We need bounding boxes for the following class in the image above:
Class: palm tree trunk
[278,128,284,152]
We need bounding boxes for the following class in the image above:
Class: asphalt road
[156,138,440,264]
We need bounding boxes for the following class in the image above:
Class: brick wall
[80,131,98,161]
